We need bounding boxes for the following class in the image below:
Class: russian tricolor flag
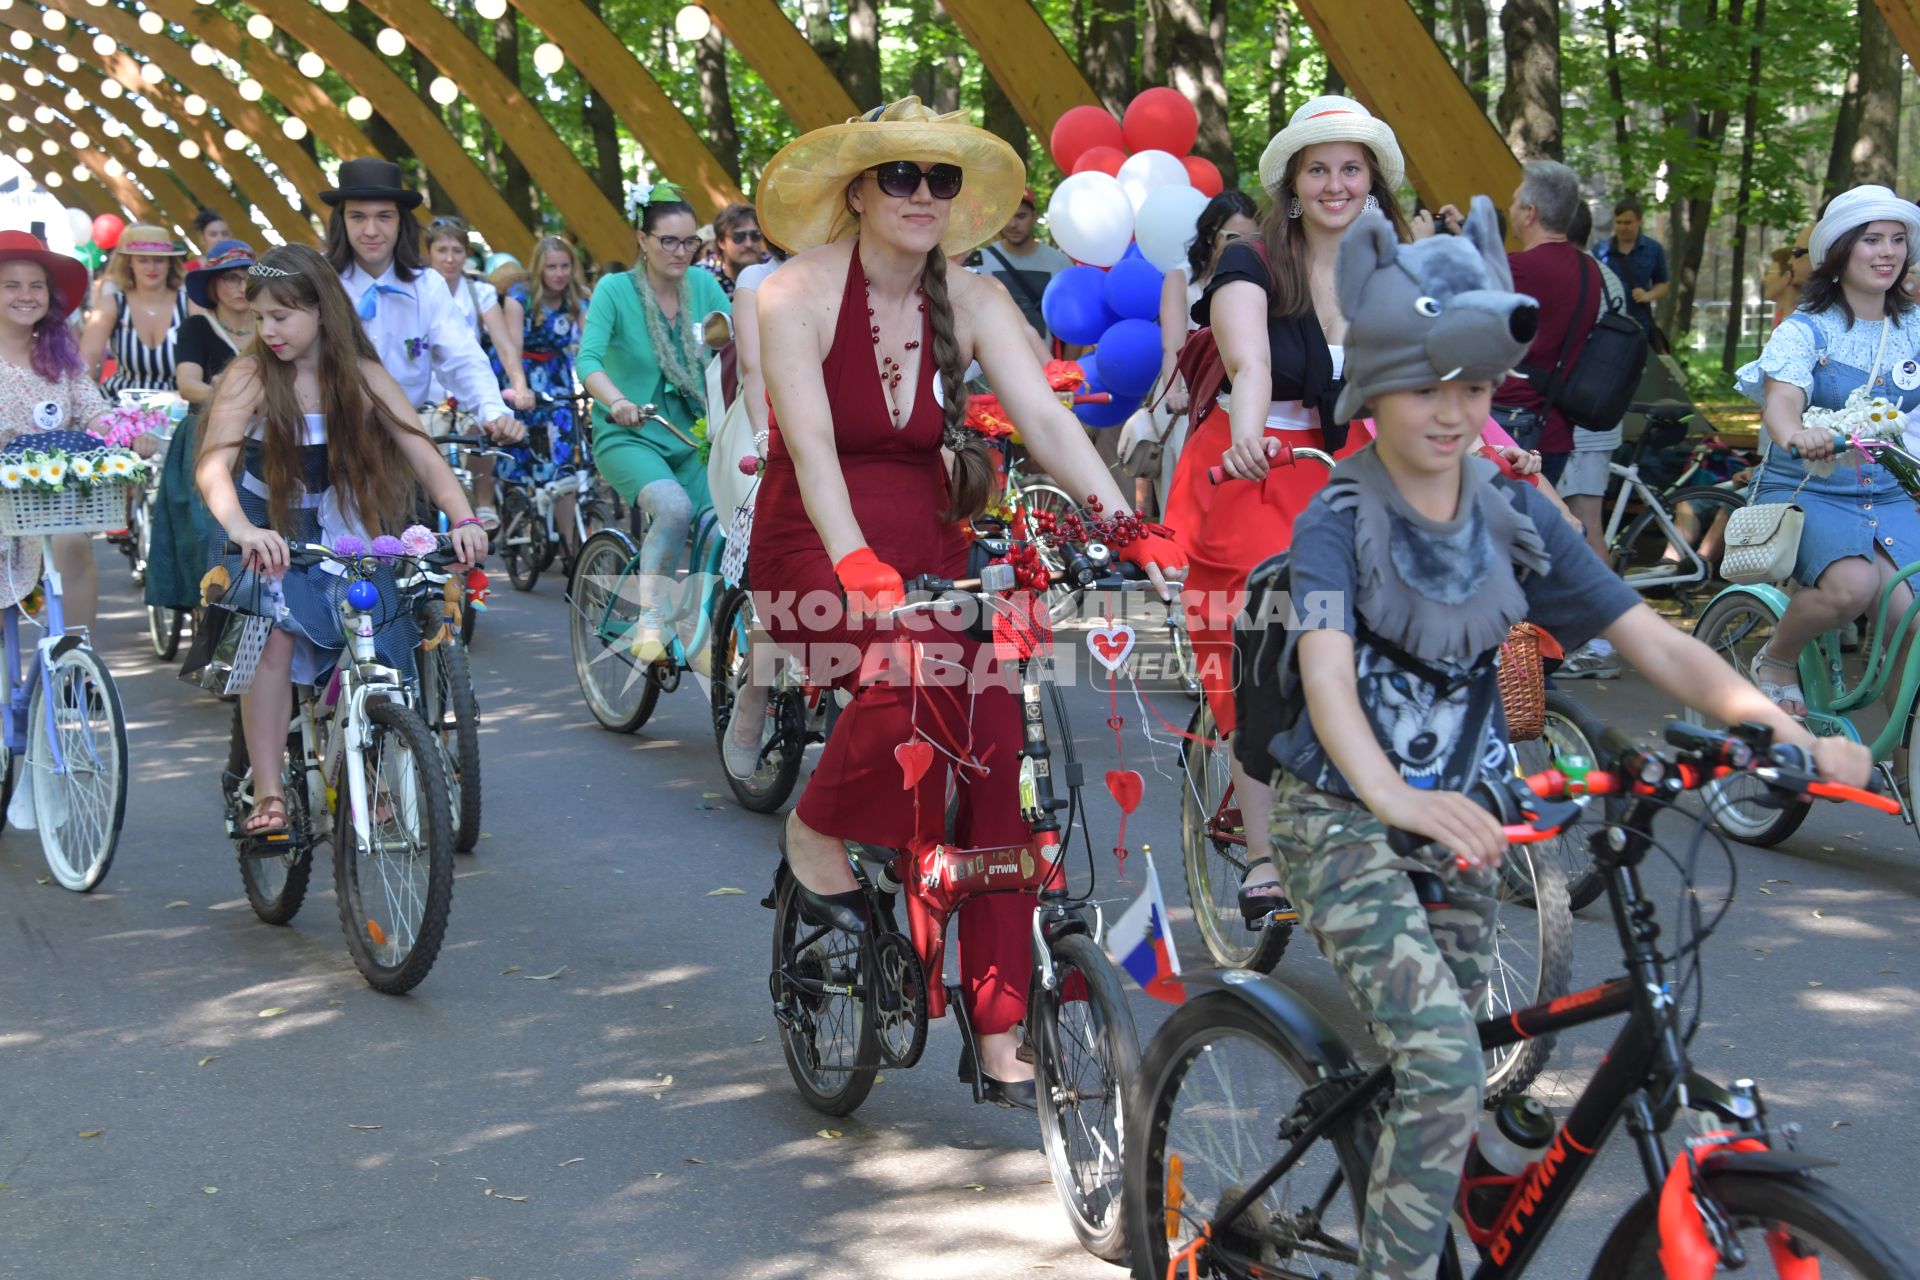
[1107,858,1184,1004]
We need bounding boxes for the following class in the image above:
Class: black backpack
[1517,256,1648,430]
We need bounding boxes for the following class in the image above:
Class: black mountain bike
[1125,713,1914,1279]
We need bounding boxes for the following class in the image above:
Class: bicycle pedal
[1257,906,1300,928]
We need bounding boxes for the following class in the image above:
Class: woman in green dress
[577,182,731,660]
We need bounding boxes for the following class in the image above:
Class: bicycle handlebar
[1207,445,1336,486]
[225,535,465,574]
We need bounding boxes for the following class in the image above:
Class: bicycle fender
[583,526,641,560]
[1175,970,1365,1075]
[1704,582,1793,618]
[1696,1148,1836,1178]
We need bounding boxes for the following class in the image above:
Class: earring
[1287,196,1302,219]
[1363,194,1380,213]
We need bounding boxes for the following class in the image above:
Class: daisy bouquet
[1801,389,1904,475]
[0,445,149,493]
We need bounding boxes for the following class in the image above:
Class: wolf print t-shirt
[1269,478,1639,801]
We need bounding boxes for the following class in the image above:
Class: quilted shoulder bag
[1720,500,1804,585]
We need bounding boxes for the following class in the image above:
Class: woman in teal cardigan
[577,184,731,660]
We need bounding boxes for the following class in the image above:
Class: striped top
[100,285,188,398]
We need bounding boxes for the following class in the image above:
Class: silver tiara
[248,262,294,278]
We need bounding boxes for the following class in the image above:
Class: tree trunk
[345,5,407,175]
[1269,5,1291,135]
[981,72,1030,164]
[1149,0,1235,187]
[1669,0,1740,336]
[1721,0,1766,377]
[408,45,455,214]
[1323,61,1346,96]
[800,0,842,87]
[1452,0,1490,111]
[489,10,535,232]
[1599,0,1634,193]
[580,0,625,219]
[1084,0,1136,116]
[841,0,882,110]
[695,27,741,183]
[1850,0,1904,189]
[1140,1,1161,87]
[1496,0,1560,161]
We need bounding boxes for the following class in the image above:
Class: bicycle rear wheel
[569,529,660,733]
[148,604,183,661]
[1180,702,1291,973]
[769,872,878,1116]
[1616,485,1745,615]
[418,640,483,852]
[334,700,454,994]
[1124,992,1373,1280]
[1590,1171,1917,1280]
[30,646,127,893]
[1686,592,1810,846]
[498,489,543,592]
[1031,932,1141,1263]
[225,705,314,926]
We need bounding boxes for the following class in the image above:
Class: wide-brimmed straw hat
[114,224,187,257]
[0,230,88,315]
[185,239,257,308]
[1258,95,1405,196]
[757,97,1026,258]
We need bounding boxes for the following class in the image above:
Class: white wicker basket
[0,482,130,537]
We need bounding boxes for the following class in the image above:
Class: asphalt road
[3,552,1917,1279]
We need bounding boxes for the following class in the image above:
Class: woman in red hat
[0,231,111,626]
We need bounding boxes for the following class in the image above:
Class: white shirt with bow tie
[339,260,508,423]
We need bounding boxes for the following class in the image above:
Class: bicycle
[1124,713,1913,1280]
[1690,428,1920,847]
[218,536,460,994]
[496,392,625,593]
[0,446,133,892]
[1599,400,1750,614]
[767,538,1155,1261]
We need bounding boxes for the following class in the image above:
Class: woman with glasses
[577,181,730,661]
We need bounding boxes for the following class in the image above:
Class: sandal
[1239,855,1297,930]
[243,794,288,836]
[1751,651,1807,719]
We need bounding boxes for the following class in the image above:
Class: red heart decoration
[1106,715,1124,731]
[895,739,934,790]
[1105,768,1144,814]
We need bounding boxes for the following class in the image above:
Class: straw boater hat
[113,224,187,257]
[1258,95,1405,196]
[1809,184,1920,271]
[0,230,88,314]
[757,98,1026,258]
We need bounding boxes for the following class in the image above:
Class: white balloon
[1045,171,1135,268]
[1134,184,1213,273]
[65,206,92,243]
[1115,149,1190,213]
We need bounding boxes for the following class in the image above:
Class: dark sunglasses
[1790,246,1808,258]
[871,161,964,201]
[727,229,763,246]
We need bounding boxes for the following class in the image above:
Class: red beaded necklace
[866,277,925,429]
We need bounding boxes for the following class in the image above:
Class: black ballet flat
[788,866,871,934]
[1239,855,1298,930]
[957,1041,1037,1111]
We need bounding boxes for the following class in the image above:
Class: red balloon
[1049,105,1124,174]
[1183,155,1224,197]
[1071,145,1128,177]
[91,213,125,251]
[1123,87,1199,157]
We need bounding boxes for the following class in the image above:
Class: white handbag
[1720,501,1804,585]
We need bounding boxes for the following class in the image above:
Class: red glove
[1117,531,1188,578]
[834,546,905,617]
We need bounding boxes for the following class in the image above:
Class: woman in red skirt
[751,100,1185,1104]
[1164,97,1413,926]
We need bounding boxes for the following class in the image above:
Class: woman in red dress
[1164,96,1413,927]
[752,100,1185,1103]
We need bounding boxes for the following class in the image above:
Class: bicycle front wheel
[498,488,543,592]
[1507,690,1611,911]
[30,646,128,892]
[418,640,483,852]
[1687,592,1810,846]
[334,701,455,994]
[1180,702,1291,973]
[148,604,183,661]
[1124,991,1373,1280]
[1031,932,1141,1263]
[569,530,660,733]
[1590,1171,1918,1280]
[710,584,804,812]
[1483,843,1572,1105]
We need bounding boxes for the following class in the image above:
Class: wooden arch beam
[39,0,330,216]
[14,124,123,218]
[1292,0,1522,212]
[0,59,258,244]
[507,0,742,220]
[700,0,858,131]
[940,0,1099,138]
[12,115,156,222]
[346,0,630,262]
[6,34,310,245]
[0,82,197,234]
[234,1,535,255]
[142,0,377,168]
[1876,0,1920,64]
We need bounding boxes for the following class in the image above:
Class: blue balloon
[346,579,381,611]
[1094,317,1163,399]
[1074,355,1142,427]
[1042,265,1120,346]
[1103,256,1164,322]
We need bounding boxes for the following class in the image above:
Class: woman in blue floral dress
[493,235,590,485]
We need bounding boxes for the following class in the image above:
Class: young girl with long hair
[0,233,110,626]
[196,244,487,835]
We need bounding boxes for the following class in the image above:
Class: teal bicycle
[1689,429,1920,845]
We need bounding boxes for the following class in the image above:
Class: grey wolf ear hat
[1332,195,1540,425]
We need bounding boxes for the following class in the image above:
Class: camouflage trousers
[1270,768,1499,1280]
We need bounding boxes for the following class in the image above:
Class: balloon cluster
[59,207,123,271]
[1041,89,1220,428]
